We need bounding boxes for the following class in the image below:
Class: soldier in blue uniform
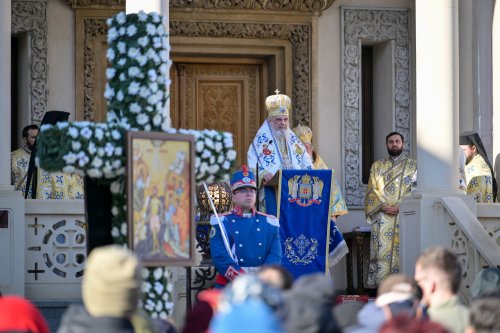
[210,165,282,288]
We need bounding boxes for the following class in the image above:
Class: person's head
[466,296,500,333]
[258,265,294,290]
[414,246,462,306]
[386,132,404,157]
[470,268,500,300]
[460,144,477,164]
[82,245,142,318]
[22,124,39,150]
[266,91,291,135]
[293,125,313,156]
[230,165,257,211]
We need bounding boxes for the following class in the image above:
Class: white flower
[153,114,162,126]
[104,85,115,99]
[149,82,159,92]
[137,55,148,66]
[108,27,118,42]
[77,154,89,167]
[209,165,220,174]
[105,142,115,156]
[126,24,137,36]
[112,160,122,168]
[87,168,102,178]
[95,128,104,140]
[223,137,234,148]
[71,141,81,151]
[147,94,159,105]
[227,149,237,160]
[154,267,163,280]
[80,127,92,139]
[117,42,126,54]
[114,147,123,156]
[209,156,215,164]
[117,90,124,101]
[68,127,79,139]
[204,138,214,149]
[155,301,163,312]
[138,36,149,47]
[121,223,127,235]
[111,227,119,237]
[147,69,157,81]
[110,181,121,194]
[139,87,151,98]
[166,282,173,292]
[128,66,140,78]
[106,68,116,80]
[116,12,126,24]
[144,124,151,131]
[62,165,75,174]
[159,50,168,62]
[154,282,164,295]
[119,27,125,36]
[222,161,231,170]
[195,157,201,168]
[119,73,126,81]
[157,24,165,35]
[118,58,126,66]
[217,155,224,163]
[146,23,156,35]
[201,150,211,159]
[215,142,223,151]
[88,142,97,155]
[138,11,148,22]
[56,122,68,129]
[111,206,119,216]
[106,48,115,61]
[152,12,160,23]
[128,81,140,95]
[141,268,150,279]
[159,63,169,75]
[92,157,103,168]
[97,148,105,157]
[106,17,113,26]
[130,102,141,113]
[137,113,149,125]
[142,281,152,293]
[159,312,167,320]
[111,129,121,140]
[128,47,140,58]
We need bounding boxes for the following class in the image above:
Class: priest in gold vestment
[11,124,84,199]
[293,124,348,219]
[460,132,497,203]
[365,131,417,288]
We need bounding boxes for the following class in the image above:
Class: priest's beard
[387,147,403,157]
[274,128,291,144]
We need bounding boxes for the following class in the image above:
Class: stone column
[0,0,12,189]
[399,0,468,277]
[0,0,26,296]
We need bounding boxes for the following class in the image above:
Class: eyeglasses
[234,188,256,194]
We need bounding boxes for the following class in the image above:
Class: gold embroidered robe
[313,152,348,218]
[11,147,84,199]
[365,155,417,288]
[464,154,494,203]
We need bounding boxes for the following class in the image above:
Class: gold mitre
[293,124,313,144]
[266,89,291,118]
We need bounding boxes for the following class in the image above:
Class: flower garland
[36,11,237,319]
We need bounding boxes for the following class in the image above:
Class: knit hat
[266,90,291,118]
[82,245,142,317]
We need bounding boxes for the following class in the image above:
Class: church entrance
[170,59,270,166]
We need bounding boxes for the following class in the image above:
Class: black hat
[40,110,70,125]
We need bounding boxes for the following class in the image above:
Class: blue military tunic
[210,206,282,286]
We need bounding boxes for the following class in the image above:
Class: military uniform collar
[232,206,256,217]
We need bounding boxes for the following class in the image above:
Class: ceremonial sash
[247,120,312,177]
[266,170,347,278]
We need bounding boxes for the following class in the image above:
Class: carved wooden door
[170,62,267,166]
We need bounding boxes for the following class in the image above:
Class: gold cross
[275,89,280,95]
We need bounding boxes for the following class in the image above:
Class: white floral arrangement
[35,11,237,319]
[105,11,171,133]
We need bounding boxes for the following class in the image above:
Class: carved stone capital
[68,0,125,9]
[170,0,335,13]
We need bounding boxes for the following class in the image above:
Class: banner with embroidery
[276,169,334,278]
